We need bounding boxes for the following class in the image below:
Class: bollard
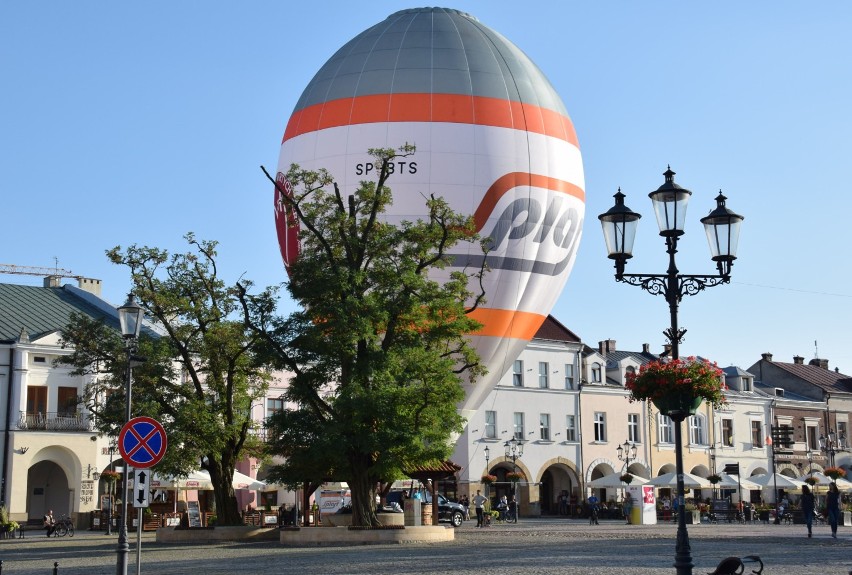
[52,562,58,574]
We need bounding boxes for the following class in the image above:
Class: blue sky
[3,1,851,373]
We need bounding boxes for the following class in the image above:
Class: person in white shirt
[472,490,488,527]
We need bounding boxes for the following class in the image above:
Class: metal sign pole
[136,507,143,575]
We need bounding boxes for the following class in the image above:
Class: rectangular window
[806,425,818,450]
[658,415,674,444]
[564,363,575,389]
[721,418,734,447]
[689,416,705,445]
[513,412,525,440]
[540,413,551,441]
[751,421,762,447]
[566,415,577,441]
[26,386,47,415]
[513,360,523,387]
[266,397,284,418]
[58,386,78,417]
[485,410,496,439]
[593,412,607,442]
[838,422,848,449]
[538,362,549,388]
[628,413,640,443]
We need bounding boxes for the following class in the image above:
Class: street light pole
[598,167,743,575]
[116,294,144,575]
[819,429,847,467]
[106,440,117,536]
[504,437,525,521]
[484,446,490,502]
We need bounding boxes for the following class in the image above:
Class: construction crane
[0,263,80,279]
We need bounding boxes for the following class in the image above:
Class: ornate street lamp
[504,437,526,521]
[598,167,743,575]
[483,446,491,500]
[115,294,144,575]
[617,440,638,474]
[105,439,117,536]
[819,429,847,467]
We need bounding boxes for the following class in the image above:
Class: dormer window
[591,362,602,382]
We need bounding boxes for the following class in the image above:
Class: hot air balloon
[275,7,585,421]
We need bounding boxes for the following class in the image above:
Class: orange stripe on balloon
[473,173,586,231]
[284,94,579,147]
[467,309,546,340]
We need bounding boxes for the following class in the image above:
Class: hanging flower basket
[805,476,819,486]
[625,357,727,416]
[824,467,847,480]
[707,474,722,485]
[620,473,634,484]
[481,474,497,485]
[100,470,121,483]
[506,471,524,483]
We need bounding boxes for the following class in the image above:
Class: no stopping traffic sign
[119,416,167,469]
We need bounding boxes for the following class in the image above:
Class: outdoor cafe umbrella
[587,472,648,488]
[797,472,852,492]
[646,471,712,489]
[152,469,266,491]
[716,473,760,491]
[746,473,806,490]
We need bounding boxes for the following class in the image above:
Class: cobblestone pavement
[1,519,848,575]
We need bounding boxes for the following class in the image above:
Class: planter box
[321,513,403,527]
[280,525,453,546]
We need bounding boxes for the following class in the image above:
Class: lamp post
[116,294,144,575]
[105,439,117,536]
[598,167,743,575]
[504,437,525,521]
[819,429,847,467]
[483,446,490,501]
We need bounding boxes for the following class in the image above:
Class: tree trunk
[206,460,241,525]
[348,456,379,527]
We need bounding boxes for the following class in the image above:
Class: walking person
[460,494,470,521]
[826,482,841,538]
[623,492,633,525]
[472,490,487,528]
[800,485,815,538]
[588,494,600,525]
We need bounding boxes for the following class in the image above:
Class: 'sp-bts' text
[355,161,417,176]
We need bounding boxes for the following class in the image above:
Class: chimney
[761,353,773,362]
[598,339,616,354]
[43,275,62,288]
[77,277,102,297]
[793,356,804,365]
[642,343,650,354]
[809,358,829,370]
[662,344,672,358]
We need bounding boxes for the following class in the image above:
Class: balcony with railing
[19,411,93,431]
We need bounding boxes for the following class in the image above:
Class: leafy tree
[59,235,270,525]
[239,145,488,526]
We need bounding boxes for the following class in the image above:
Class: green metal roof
[0,283,118,343]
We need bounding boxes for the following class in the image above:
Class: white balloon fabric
[274,8,585,419]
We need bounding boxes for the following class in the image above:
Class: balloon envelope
[275,8,585,418]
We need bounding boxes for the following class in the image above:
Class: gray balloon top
[293,7,567,117]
